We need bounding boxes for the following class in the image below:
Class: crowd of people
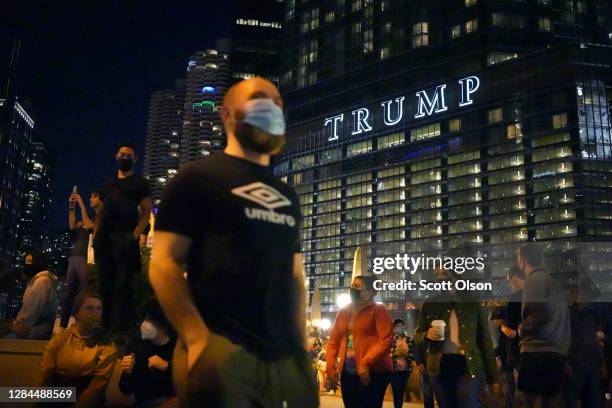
[304,245,611,408]
[0,76,609,408]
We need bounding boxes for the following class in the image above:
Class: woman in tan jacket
[37,289,117,407]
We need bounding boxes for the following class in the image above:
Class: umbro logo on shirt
[231,182,292,210]
[231,182,296,227]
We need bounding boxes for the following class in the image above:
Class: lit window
[538,17,551,31]
[380,47,390,59]
[325,11,335,23]
[410,123,441,141]
[449,118,462,132]
[488,108,503,124]
[412,22,429,47]
[487,51,518,65]
[465,19,478,32]
[451,25,461,38]
[378,132,405,149]
[552,113,568,129]
[465,0,477,6]
[506,123,523,139]
[347,140,373,156]
[364,29,374,53]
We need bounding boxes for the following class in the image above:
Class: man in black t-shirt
[96,142,151,334]
[150,77,318,408]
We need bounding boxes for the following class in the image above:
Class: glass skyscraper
[276,0,612,314]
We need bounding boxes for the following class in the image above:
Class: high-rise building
[15,141,54,264]
[179,44,232,165]
[143,4,284,187]
[276,0,612,313]
[0,40,31,270]
[231,0,284,84]
[44,228,73,278]
[144,80,185,205]
[0,98,33,270]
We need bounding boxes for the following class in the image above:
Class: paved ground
[319,395,423,407]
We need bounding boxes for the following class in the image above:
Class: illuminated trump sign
[324,75,480,141]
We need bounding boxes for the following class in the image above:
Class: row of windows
[305,219,579,245]
[287,113,570,169]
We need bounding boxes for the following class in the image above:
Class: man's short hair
[393,319,405,327]
[118,142,137,154]
[507,266,526,280]
[517,245,542,268]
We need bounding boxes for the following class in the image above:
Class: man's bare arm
[149,231,209,368]
[293,253,307,348]
[134,197,153,238]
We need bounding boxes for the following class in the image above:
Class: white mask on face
[140,320,158,341]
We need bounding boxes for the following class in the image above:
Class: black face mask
[117,157,134,172]
[350,288,362,303]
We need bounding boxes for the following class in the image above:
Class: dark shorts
[173,333,319,408]
[518,352,567,396]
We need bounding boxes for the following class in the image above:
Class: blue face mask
[241,98,286,136]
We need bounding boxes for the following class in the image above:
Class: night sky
[1,1,233,228]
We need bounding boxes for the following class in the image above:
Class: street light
[336,293,351,309]
[319,319,331,331]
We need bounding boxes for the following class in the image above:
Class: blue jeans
[432,355,481,408]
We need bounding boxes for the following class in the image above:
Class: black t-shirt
[156,153,302,358]
[119,336,176,403]
[100,174,150,234]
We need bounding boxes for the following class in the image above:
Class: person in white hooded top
[4,251,58,340]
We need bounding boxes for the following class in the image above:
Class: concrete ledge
[0,339,46,387]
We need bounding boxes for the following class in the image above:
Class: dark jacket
[415,301,498,384]
[520,268,570,355]
[497,290,522,369]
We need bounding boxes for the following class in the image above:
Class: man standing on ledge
[96,143,151,335]
[150,77,318,408]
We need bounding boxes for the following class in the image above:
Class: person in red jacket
[326,275,393,408]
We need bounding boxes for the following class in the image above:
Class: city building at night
[44,227,73,279]
[143,80,185,205]
[276,0,612,314]
[144,4,283,198]
[0,97,34,271]
[179,43,232,165]
[231,0,284,84]
[14,141,54,266]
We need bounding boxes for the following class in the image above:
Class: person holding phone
[59,188,100,329]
